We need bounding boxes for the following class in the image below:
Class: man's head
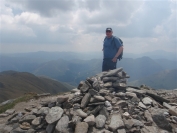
[106,28,113,38]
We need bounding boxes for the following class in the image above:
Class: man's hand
[112,57,117,62]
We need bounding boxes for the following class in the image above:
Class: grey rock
[32,117,41,126]
[116,100,127,108]
[88,105,103,116]
[89,89,99,96]
[74,122,88,133]
[83,115,95,126]
[55,115,69,133]
[5,109,15,115]
[69,95,83,104]
[95,115,106,128]
[123,118,134,129]
[146,92,170,104]
[81,93,91,108]
[125,92,137,97]
[127,88,146,95]
[10,127,27,133]
[20,122,31,130]
[142,97,153,105]
[71,88,80,93]
[45,107,64,124]
[104,67,123,77]
[57,95,69,104]
[99,106,109,119]
[108,114,124,131]
[37,107,50,115]
[151,109,172,132]
[19,115,36,123]
[99,89,110,96]
[46,124,55,133]
[141,126,158,133]
[94,95,105,101]
[102,77,118,82]
[163,102,172,109]
[0,113,9,117]
[48,102,56,108]
[112,82,126,88]
[75,109,87,118]
[144,110,153,123]
[117,129,126,133]
[80,82,90,93]
[104,82,112,87]
[132,119,144,127]
[88,102,105,106]
[138,102,147,109]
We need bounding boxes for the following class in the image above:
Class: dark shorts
[102,58,117,72]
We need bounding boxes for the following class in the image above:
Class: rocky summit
[0,67,177,133]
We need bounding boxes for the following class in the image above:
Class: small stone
[37,107,50,115]
[116,100,127,108]
[94,95,105,101]
[89,89,99,96]
[125,92,137,97]
[95,115,106,128]
[75,122,88,133]
[84,115,95,126]
[99,107,109,119]
[102,77,118,82]
[75,109,87,118]
[45,107,64,124]
[57,95,69,104]
[123,112,130,118]
[80,82,90,93]
[104,82,112,87]
[123,118,134,129]
[32,117,41,126]
[104,67,123,77]
[138,102,147,109]
[20,122,31,130]
[142,97,153,105]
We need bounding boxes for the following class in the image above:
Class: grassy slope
[0,71,74,102]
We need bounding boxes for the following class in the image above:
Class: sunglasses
[106,31,112,33]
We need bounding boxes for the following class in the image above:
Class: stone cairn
[1,67,177,133]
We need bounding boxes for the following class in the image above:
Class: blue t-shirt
[103,36,123,59]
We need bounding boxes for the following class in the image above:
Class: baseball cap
[106,28,112,32]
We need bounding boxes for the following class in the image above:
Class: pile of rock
[0,67,177,133]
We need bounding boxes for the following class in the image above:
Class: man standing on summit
[102,28,123,72]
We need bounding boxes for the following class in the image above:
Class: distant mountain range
[128,69,177,89]
[0,71,74,102]
[0,51,176,89]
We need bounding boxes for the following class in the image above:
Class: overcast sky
[0,0,176,54]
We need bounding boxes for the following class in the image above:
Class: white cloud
[0,0,176,54]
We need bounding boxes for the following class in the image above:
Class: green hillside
[128,69,177,89]
[0,71,74,102]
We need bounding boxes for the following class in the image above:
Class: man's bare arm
[112,46,123,62]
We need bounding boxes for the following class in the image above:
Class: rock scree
[0,67,177,133]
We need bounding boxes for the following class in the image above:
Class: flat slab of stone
[19,115,36,123]
[81,93,91,108]
[108,114,124,131]
[126,87,146,94]
[75,109,87,118]
[104,67,123,77]
[138,102,147,109]
[142,97,153,105]
[45,107,64,124]
[75,122,88,133]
